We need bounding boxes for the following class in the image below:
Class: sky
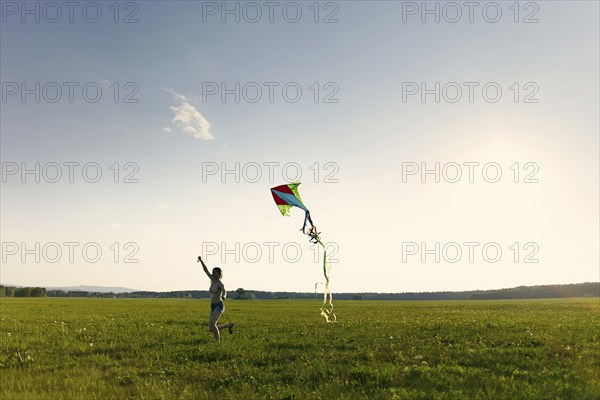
[1,1,598,293]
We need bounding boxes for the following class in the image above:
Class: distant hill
[45,285,138,294]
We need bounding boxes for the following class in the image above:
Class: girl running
[198,256,234,342]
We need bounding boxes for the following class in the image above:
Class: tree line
[2,282,597,300]
[0,286,47,297]
[468,282,599,300]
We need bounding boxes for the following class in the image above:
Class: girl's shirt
[209,279,225,303]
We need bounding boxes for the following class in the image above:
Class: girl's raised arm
[197,256,213,279]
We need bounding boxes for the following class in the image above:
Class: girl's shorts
[210,301,224,315]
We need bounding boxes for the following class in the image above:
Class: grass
[0,297,599,399]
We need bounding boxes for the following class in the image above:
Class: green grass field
[1,298,598,399]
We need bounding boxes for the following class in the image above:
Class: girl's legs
[208,310,233,342]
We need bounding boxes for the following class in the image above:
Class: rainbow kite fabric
[270,183,336,323]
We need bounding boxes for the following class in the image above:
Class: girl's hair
[212,267,222,277]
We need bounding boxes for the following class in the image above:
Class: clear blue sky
[1,1,598,292]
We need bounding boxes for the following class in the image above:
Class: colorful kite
[270,183,336,322]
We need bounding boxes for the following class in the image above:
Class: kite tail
[316,239,336,323]
[303,210,334,322]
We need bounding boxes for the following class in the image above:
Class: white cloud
[162,127,172,133]
[169,102,214,141]
[162,87,187,102]
[164,88,214,141]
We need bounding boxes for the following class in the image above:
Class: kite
[270,182,336,323]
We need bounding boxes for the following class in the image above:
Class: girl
[198,256,234,342]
